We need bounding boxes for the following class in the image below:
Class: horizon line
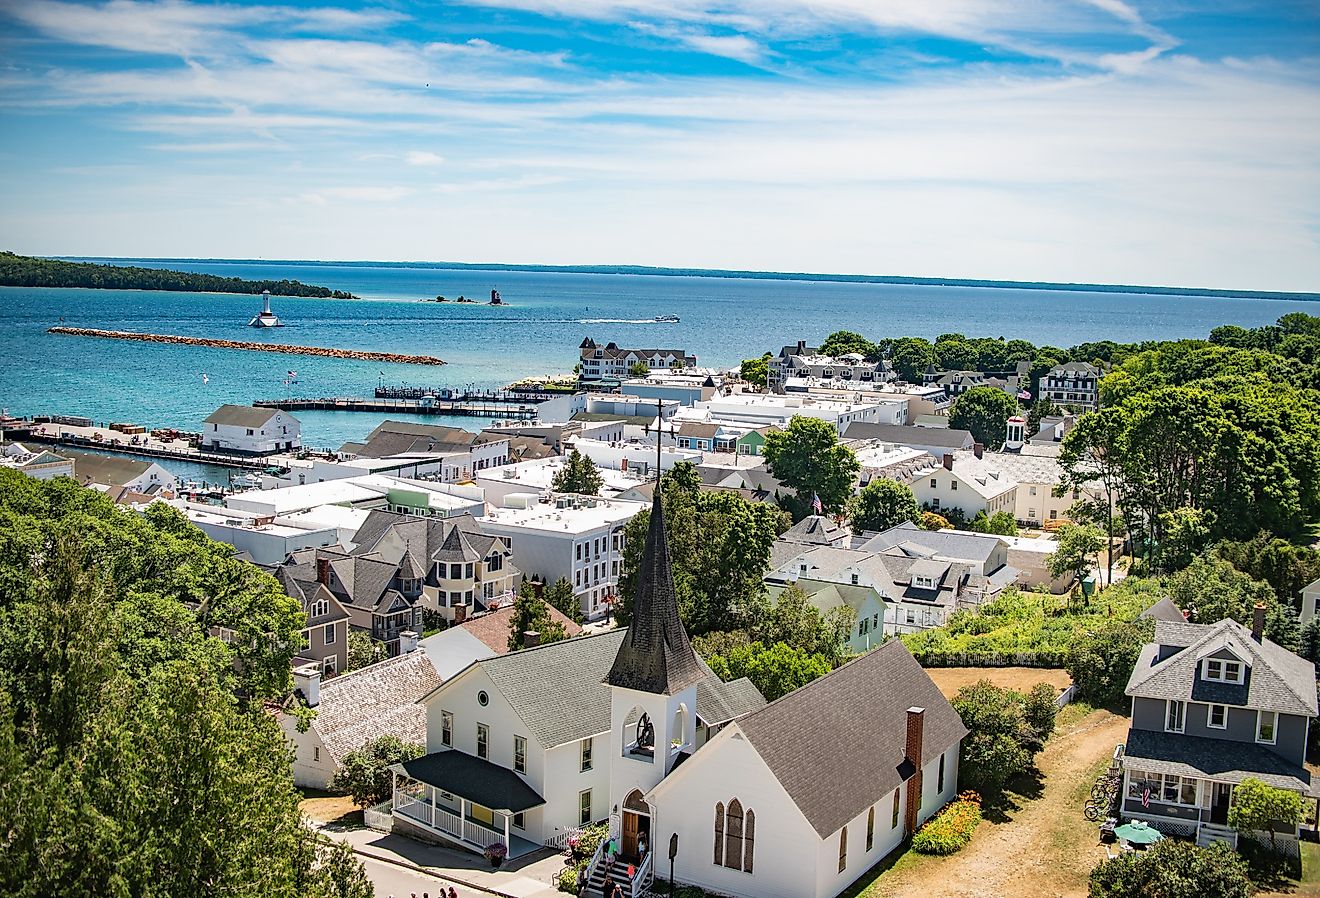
[55,255,1320,302]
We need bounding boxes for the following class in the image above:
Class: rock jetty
[47,327,446,366]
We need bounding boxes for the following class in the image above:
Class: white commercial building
[172,500,340,565]
[677,393,905,435]
[201,405,302,455]
[479,494,646,620]
[226,474,486,522]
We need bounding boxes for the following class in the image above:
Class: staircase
[584,861,640,897]
[1198,822,1238,849]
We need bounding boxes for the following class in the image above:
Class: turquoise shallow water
[2,260,1317,458]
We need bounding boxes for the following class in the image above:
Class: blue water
[2,259,1317,454]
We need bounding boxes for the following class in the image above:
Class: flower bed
[912,792,983,855]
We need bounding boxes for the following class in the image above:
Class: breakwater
[47,327,446,365]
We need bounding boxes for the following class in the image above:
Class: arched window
[725,799,744,871]
[713,802,724,866]
[743,810,755,873]
[866,805,875,851]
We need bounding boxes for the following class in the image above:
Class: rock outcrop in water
[47,327,446,365]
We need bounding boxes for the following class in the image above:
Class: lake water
[3,259,1317,466]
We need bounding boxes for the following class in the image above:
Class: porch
[390,750,545,860]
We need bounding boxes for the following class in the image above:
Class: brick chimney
[1252,603,1266,642]
[316,557,330,585]
[523,630,541,648]
[942,454,954,471]
[973,442,984,459]
[904,707,925,837]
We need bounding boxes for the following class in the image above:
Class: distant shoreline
[61,256,1320,302]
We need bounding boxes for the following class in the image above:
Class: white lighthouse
[248,290,283,327]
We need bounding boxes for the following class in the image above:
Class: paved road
[360,855,474,898]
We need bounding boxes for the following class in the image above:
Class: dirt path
[876,708,1129,898]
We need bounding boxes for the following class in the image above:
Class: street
[359,855,476,898]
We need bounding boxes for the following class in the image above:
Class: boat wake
[578,317,666,324]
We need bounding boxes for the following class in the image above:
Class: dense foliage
[0,250,356,298]
[551,449,604,496]
[952,681,1057,793]
[0,472,369,898]
[617,463,789,634]
[544,576,582,624]
[911,792,983,855]
[819,330,882,360]
[967,510,1017,536]
[1167,555,1300,650]
[763,415,860,518]
[1227,777,1304,851]
[332,734,424,808]
[850,478,920,533]
[705,641,833,701]
[1088,839,1252,898]
[1065,618,1153,705]
[901,582,1160,668]
[740,353,770,387]
[948,386,1020,450]
[1047,523,1105,583]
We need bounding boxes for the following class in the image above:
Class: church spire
[606,490,705,695]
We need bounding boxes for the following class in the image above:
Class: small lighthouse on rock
[248,290,283,328]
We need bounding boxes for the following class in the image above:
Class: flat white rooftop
[480,496,645,535]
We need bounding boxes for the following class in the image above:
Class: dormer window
[914,575,935,589]
[1203,658,1245,684]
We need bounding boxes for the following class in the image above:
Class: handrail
[583,836,607,886]
[631,851,653,898]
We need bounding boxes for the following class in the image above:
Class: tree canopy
[1089,840,1251,898]
[948,386,1020,450]
[851,478,920,533]
[0,471,369,898]
[951,680,1057,793]
[763,415,860,518]
[507,582,570,650]
[551,449,604,496]
[740,354,769,388]
[333,734,424,809]
[819,330,881,360]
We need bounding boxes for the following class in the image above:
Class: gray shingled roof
[438,630,763,749]
[735,639,967,839]
[203,404,280,428]
[310,650,441,763]
[780,514,847,546]
[62,448,155,487]
[1127,618,1318,717]
[1123,728,1311,792]
[1139,597,1186,623]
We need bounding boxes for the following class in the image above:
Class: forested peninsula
[0,252,356,298]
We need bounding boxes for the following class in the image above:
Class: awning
[394,750,546,813]
[1122,729,1312,793]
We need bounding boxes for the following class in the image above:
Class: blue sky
[1,0,1317,290]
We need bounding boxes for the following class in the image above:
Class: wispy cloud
[406,150,444,167]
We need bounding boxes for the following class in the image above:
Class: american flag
[811,492,823,515]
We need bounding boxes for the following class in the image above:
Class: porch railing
[582,836,607,886]
[394,789,432,828]
[436,807,462,839]
[463,817,502,848]
[631,850,653,898]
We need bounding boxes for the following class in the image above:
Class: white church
[390,492,968,898]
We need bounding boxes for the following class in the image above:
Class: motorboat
[653,314,680,323]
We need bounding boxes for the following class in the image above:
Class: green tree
[890,337,935,383]
[1088,840,1251,898]
[345,630,382,672]
[763,415,860,518]
[1047,524,1105,584]
[935,337,979,371]
[754,585,854,665]
[1168,556,1299,650]
[1065,619,1153,705]
[552,449,604,496]
[969,510,1018,536]
[820,330,880,359]
[706,641,832,701]
[851,478,919,533]
[1215,536,1320,609]
[332,734,424,808]
[1228,777,1304,852]
[948,386,1019,449]
[628,360,651,377]
[1298,617,1320,665]
[740,353,770,388]
[951,680,1056,793]
[544,576,582,624]
[507,582,569,651]
[920,511,953,531]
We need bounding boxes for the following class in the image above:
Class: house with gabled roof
[202,404,300,455]
[280,641,440,789]
[389,490,968,898]
[1118,610,1319,853]
[273,565,352,676]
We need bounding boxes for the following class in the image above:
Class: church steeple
[606,491,704,695]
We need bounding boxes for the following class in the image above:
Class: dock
[22,424,269,470]
[253,396,541,419]
[374,386,564,403]
[46,327,447,366]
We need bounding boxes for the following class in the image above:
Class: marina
[373,385,564,403]
[21,422,271,470]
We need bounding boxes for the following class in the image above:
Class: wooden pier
[374,386,563,403]
[253,396,541,419]
[23,429,269,470]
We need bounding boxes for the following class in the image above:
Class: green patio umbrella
[1113,821,1165,845]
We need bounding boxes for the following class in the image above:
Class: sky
[0,0,1318,291]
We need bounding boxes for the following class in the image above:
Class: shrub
[332,735,424,808]
[1089,839,1251,898]
[555,866,578,893]
[952,681,1057,792]
[1066,618,1152,705]
[912,792,983,855]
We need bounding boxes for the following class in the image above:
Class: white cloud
[406,151,445,167]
